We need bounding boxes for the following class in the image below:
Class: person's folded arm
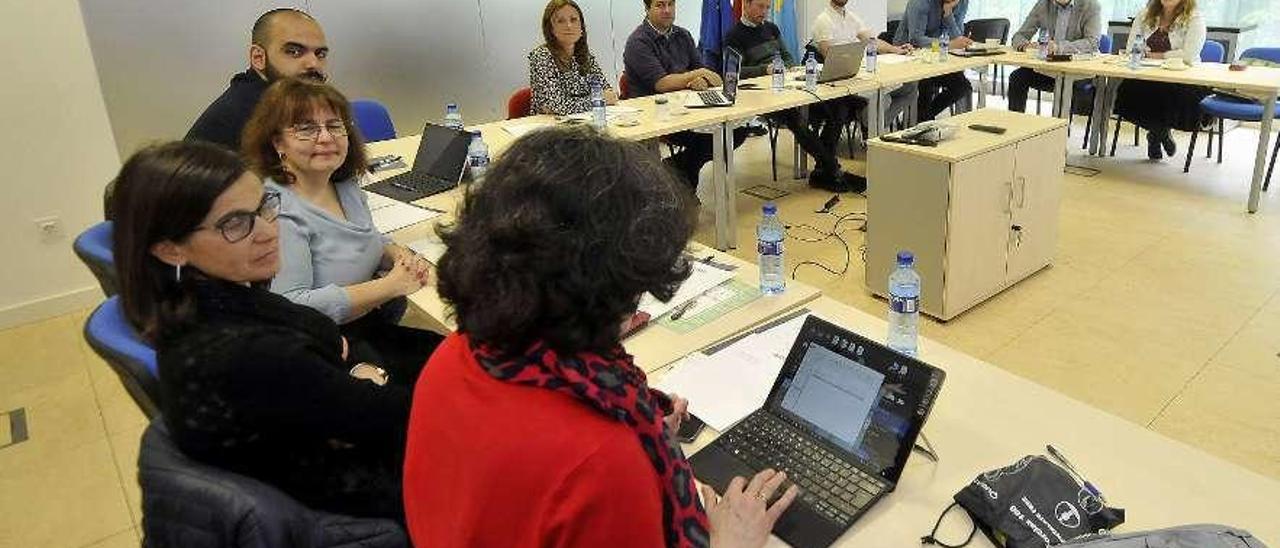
[1061,4,1102,53]
[1010,7,1043,51]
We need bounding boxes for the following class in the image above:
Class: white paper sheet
[502,119,554,138]
[637,261,737,319]
[363,190,442,233]
[563,105,644,122]
[406,235,447,264]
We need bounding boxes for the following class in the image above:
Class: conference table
[660,296,1280,547]
[998,50,1280,212]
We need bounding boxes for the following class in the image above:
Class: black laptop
[690,315,946,548]
[684,47,743,108]
[365,122,472,202]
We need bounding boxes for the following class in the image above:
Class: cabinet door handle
[1016,177,1027,208]
[1011,224,1023,248]
[1004,181,1014,214]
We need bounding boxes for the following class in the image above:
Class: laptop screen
[722,47,743,102]
[412,123,472,182]
[766,316,945,483]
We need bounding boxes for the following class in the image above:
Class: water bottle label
[890,295,918,314]
[758,239,783,256]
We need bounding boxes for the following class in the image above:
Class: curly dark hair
[436,125,696,356]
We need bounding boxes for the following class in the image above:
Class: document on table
[502,119,554,138]
[654,314,809,431]
[364,191,442,233]
[877,53,915,65]
[636,260,737,319]
[406,234,447,264]
[563,105,644,122]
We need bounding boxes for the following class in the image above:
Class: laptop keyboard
[699,91,727,105]
[717,412,887,525]
[378,170,456,198]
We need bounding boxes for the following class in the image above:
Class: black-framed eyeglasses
[287,121,349,141]
[200,190,281,243]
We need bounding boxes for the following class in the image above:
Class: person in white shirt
[810,0,918,129]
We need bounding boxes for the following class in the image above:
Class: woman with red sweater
[402,126,798,547]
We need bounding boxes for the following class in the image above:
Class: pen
[669,299,697,320]
[1046,444,1106,503]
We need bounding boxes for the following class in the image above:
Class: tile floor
[3,99,1279,547]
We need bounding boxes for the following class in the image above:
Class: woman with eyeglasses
[113,141,412,521]
[241,78,441,376]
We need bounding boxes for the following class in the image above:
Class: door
[943,146,1016,318]
[1007,128,1066,283]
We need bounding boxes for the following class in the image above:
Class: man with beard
[186,8,329,150]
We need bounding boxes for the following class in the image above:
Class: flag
[771,0,800,60]
[699,0,733,71]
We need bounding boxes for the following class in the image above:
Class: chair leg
[1133,124,1139,146]
[1265,132,1280,192]
[1082,112,1093,149]
[1206,118,1214,159]
[1110,117,1122,156]
[768,127,779,182]
[1036,89,1042,115]
[1217,118,1224,164]
[1183,127,1199,173]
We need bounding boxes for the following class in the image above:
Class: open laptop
[685,47,743,108]
[690,315,946,548]
[364,122,472,202]
[804,41,868,83]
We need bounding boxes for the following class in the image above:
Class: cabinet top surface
[869,109,1067,162]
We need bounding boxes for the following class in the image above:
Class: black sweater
[157,279,410,520]
[724,21,796,78]
[185,68,269,151]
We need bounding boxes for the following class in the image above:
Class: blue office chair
[73,221,117,297]
[1110,40,1226,158]
[1194,47,1280,187]
[84,296,161,418]
[1179,41,1229,172]
[351,99,397,142]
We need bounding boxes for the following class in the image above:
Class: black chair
[139,419,408,547]
[964,18,1011,96]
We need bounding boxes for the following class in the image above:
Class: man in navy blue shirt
[894,0,974,121]
[623,0,747,190]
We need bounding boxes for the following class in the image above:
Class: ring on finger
[754,491,768,501]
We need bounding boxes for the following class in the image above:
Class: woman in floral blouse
[527,0,618,116]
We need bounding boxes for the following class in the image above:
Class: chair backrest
[1098,34,1113,54]
[1240,47,1280,65]
[619,72,631,100]
[139,419,409,547]
[1201,40,1226,63]
[351,99,397,142]
[84,296,161,418]
[507,87,533,119]
[74,221,118,297]
[964,18,1011,43]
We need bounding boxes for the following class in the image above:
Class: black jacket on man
[185,68,269,151]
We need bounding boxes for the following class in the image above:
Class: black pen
[668,299,697,320]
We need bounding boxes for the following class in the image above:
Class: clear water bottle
[467,131,489,181]
[803,52,818,92]
[1037,29,1050,60]
[887,250,921,356]
[770,54,786,92]
[938,31,950,62]
[865,40,878,73]
[590,77,607,128]
[757,202,786,295]
[1128,32,1144,70]
[444,103,464,130]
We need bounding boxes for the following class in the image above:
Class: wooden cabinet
[865,109,1067,321]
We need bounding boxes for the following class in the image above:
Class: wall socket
[34,216,64,243]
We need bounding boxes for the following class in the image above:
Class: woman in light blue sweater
[242,78,442,376]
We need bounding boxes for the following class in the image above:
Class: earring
[175,263,183,282]
[278,151,286,162]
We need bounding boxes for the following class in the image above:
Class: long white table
[662,297,1280,546]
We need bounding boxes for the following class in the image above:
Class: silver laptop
[796,41,868,84]
[685,47,743,108]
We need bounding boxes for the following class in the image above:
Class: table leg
[724,122,738,249]
[1055,75,1076,120]
[712,122,730,250]
[977,66,989,109]
[794,104,809,179]
[1087,76,1106,155]
[1092,77,1120,157]
[870,88,885,139]
[1247,91,1277,213]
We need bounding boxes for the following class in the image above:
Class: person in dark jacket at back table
[186,8,329,151]
[724,0,866,192]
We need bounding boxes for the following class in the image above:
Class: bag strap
[921,502,980,548]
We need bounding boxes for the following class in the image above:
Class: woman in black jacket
[112,140,421,521]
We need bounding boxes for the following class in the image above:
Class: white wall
[799,0,890,41]
[0,0,120,328]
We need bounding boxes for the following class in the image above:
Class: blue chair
[1194,47,1280,188]
[1110,40,1226,157]
[1180,41,1228,171]
[84,296,161,418]
[73,221,117,297]
[351,99,396,142]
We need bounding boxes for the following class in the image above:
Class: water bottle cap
[762,202,777,215]
[896,250,914,265]
[472,130,482,138]
[447,103,458,109]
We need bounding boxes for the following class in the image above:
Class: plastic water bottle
[770,54,786,92]
[803,52,818,92]
[1128,32,1144,70]
[865,40,878,73]
[938,31,950,62]
[887,251,921,357]
[590,78,607,128]
[757,203,786,295]
[444,103,464,130]
[467,131,489,181]
[1037,29,1050,60]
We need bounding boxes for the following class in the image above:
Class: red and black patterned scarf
[473,341,711,547]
